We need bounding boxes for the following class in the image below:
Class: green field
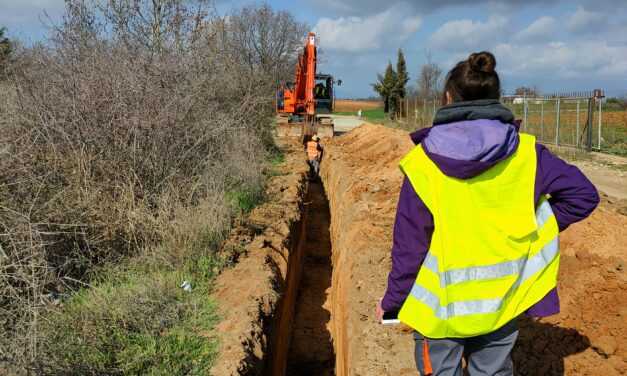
[334,108,387,122]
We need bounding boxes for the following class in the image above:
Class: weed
[36,255,220,375]
[227,188,265,214]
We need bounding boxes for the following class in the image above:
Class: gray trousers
[414,319,518,376]
[308,159,320,175]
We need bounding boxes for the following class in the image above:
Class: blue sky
[2,0,627,98]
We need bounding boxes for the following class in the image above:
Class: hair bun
[468,51,496,74]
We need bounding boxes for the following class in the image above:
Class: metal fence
[502,93,601,151]
[397,91,626,155]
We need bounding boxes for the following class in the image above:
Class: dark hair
[442,51,500,104]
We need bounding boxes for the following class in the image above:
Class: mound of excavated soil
[320,123,627,376]
[524,202,627,376]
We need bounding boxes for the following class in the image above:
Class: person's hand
[376,298,385,323]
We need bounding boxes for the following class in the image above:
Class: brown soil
[335,99,383,112]
[527,200,627,375]
[319,123,627,375]
[320,124,417,375]
[286,181,335,375]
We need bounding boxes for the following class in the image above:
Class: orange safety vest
[306,141,320,160]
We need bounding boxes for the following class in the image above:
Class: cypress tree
[395,49,409,99]
[372,61,397,115]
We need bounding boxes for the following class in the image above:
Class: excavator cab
[314,74,334,114]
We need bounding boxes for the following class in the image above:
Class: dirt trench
[210,140,337,376]
[212,124,626,376]
[285,181,335,375]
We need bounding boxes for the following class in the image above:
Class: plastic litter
[180,280,192,292]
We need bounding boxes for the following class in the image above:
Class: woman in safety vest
[376,52,599,375]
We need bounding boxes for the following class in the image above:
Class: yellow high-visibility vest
[398,134,559,338]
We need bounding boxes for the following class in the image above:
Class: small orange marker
[422,339,433,375]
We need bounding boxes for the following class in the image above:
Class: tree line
[371,52,627,120]
[373,50,444,119]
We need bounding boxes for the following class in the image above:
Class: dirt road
[320,124,627,376]
[329,114,367,134]
[572,161,627,200]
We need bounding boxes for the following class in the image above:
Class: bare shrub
[417,52,443,101]
[0,0,305,370]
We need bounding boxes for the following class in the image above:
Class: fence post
[598,98,602,150]
[586,98,594,152]
[432,100,436,123]
[555,98,561,145]
[522,91,526,128]
[540,100,544,141]
[523,96,528,131]
[415,96,418,127]
[576,100,580,148]
[422,99,426,126]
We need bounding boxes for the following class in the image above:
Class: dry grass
[0,0,304,372]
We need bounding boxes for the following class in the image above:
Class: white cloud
[316,0,392,15]
[309,0,550,16]
[568,6,607,33]
[514,16,555,42]
[429,16,508,52]
[313,4,421,52]
[494,40,627,78]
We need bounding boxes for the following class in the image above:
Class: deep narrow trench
[285,180,335,376]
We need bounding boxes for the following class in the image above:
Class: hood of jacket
[410,100,520,179]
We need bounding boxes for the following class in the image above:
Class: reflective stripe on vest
[421,200,556,289]
[397,133,560,338]
[409,200,558,318]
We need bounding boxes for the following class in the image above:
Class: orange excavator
[276,32,341,139]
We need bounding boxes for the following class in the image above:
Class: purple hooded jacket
[381,99,599,317]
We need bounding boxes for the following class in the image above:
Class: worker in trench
[305,134,323,179]
[376,51,599,376]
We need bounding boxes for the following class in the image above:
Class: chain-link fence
[397,92,626,155]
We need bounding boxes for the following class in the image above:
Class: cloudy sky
[2,0,627,98]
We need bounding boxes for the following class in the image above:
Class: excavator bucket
[275,116,335,139]
[316,117,334,139]
[276,115,303,138]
